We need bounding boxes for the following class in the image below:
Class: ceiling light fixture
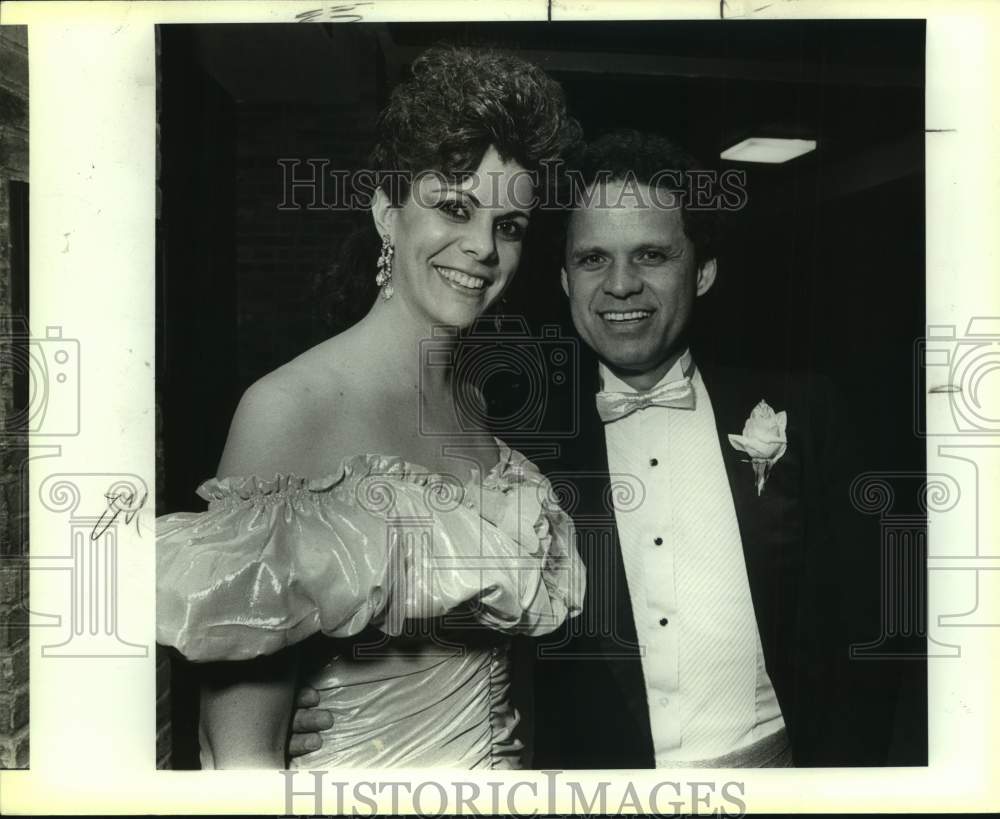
[720,137,817,164]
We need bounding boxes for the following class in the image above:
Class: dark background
[157,20,926,768]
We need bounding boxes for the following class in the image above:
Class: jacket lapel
[696,362,805,713]
[697,363,769,562]
[566,360,654,751]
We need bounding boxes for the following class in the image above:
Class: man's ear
[560,267,570,298]
[695,257,718,297]
[371,186,396,243]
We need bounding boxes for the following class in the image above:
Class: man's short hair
[567,129,722,267]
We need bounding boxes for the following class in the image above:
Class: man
[290,130,895,768]
[529,130,893,768]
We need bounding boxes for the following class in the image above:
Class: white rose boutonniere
[727,400,787,496]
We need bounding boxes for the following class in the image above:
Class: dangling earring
[375,234,395,300]
[493,295,507,332]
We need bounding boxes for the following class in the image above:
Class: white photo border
[1,0,998,813]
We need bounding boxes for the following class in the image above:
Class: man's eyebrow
[567,242,685,258]
[568,244,607,257]
[639,243,684,254]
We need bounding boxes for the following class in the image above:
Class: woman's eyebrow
[498,208,531,221]
[432,186,480,207]
[439,186,531,219]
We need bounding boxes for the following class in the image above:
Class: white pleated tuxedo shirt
[599,350,785,764]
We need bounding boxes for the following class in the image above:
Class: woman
[157,45,584,769]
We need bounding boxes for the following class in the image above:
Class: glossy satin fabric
[157,440,585,768]
[291,632,524,769]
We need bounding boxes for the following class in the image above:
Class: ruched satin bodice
[292,629,523,769]
[157,439,584,769]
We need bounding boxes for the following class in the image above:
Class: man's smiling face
[561,180,717,391]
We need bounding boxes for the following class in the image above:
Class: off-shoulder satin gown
[157,440,585,769]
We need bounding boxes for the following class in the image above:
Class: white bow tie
[595,377,697,423]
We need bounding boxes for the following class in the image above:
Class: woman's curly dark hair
[314,45,581,336]
[371,45,582,203]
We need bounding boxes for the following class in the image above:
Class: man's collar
[597,349,694,394]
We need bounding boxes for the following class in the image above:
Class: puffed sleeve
[157,454,584,662]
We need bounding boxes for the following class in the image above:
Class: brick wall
[0,25,30,770]
[153,25,173,771]
[156,35,380,768]
[233,77,379,386]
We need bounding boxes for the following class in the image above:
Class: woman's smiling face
[375,145,536,329]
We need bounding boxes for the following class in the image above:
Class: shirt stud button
[654,537,663,546]
[650,458,659,467]
[659,617,669,627]
[660,696,670,707]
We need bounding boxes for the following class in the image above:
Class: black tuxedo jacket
[528,356,895,768]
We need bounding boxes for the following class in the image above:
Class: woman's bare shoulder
[216,339,359,479]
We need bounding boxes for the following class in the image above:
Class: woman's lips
[434,265,488,295]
